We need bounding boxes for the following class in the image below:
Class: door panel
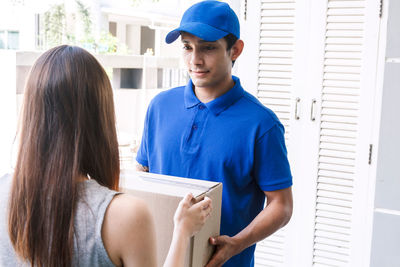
[240,0,380,266]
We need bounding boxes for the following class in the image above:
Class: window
[0,31,5,49]
[140,26,155,55]
[109,22,117,37]
[0,30,20,50]
[7,31,19,49]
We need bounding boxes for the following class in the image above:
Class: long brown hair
[8,45,120,266]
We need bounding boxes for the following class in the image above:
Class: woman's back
[72,179,119,266]
[0,173,119,267]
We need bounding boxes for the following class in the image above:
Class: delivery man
[136,1,293,266]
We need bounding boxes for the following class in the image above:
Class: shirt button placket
[193,105,203,130]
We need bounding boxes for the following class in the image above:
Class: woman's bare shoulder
[102,194,157,267]
[108,194,151,220]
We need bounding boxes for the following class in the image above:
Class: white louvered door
[250,0,320,266]
[312,1,361,265]
[253,0,297,266]
[312,1,380,266]
[240,0,381,266]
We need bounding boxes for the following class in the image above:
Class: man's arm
[205,187,293,267]
[136,162,149,172]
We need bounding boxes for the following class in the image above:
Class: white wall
[0,51,17,175]
[126,24,141,55]
[157,28,181,57]
[235,0,258,96]
[370,0,400,265]
[113,88,165,139]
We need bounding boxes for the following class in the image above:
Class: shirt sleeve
[254,123,293,191]
[136,108,150,167]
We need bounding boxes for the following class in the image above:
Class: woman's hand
[173,193,212,238]
[163,193,212,267]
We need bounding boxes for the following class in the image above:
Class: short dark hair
[223,34,239,66]
[224,33,238,51]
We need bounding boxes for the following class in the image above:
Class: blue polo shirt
[137,76,292,267]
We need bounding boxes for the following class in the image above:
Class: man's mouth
[191,70,209,76]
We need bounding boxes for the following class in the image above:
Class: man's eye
[183,45,191,50]
[205,46,215,50]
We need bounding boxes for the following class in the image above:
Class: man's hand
[136,162,149,172]
[205,187,293,266]
[205,235,241,267]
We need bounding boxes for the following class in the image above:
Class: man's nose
[190,49,203,65]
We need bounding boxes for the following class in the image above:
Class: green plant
[39,2,129,55]
[96,31,129,54]
[43,4,67,47]
[76,0,92,38]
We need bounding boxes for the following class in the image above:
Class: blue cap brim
[165,22,229,44]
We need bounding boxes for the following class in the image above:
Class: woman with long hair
[0,45,211,267]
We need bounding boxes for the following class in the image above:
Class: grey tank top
[0,173,119,267]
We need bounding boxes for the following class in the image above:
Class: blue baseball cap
[165,1,240,44]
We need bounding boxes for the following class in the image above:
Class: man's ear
[230,39,244,61]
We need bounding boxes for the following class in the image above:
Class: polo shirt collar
[184,79,201,108]
[184,76,244,116]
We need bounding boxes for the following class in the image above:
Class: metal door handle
[310,99,316,121]
[295,97,300,120]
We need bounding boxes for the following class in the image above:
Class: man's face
[181,32,233,91]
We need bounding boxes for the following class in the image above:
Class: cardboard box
[119,170,222,267]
